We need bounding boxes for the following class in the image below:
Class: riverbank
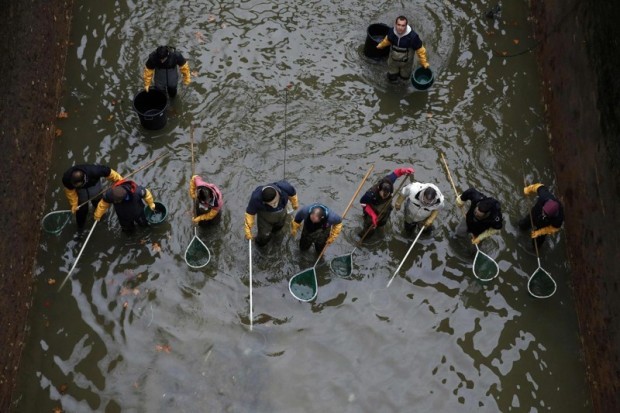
[0,0,74,409]
[531,0,620,411]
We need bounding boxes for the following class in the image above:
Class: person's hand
[471,236,480,245]
[423,217,433,227]
[530,230,540,239]
[245,232,253,240]
[71,205,79,214]
[183,78,190,86]
[192,216,201,224]
[149,203,156,211]
[455,196,464,208]
[394,202,401,211]
[423,63,430,69]
[145,85,150,93]
[394,167,414,177]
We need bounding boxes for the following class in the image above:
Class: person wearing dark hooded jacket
[93,180,156,231]
[359,167,414,237]
[143,45,191,98]
[456,187,503,244]
[376,15,430,81]
[62,164,123,229]
[291,203,343,253]
[519,183,564,248]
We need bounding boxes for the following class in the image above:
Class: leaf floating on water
[140,239,147,245]
[513,38,520,45]
[191,70,199,77]
[52,407,63,413]
[57,111,69,119]
[123,302,129,308]
[55,128,63,137]
[58,383,68,394]
[107,114,114,121]
[47,278,56,285]
[152,242,161,253]
[207,14,216,23]
[155,344,172,353]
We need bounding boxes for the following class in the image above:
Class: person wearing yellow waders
[291,204,343,254]
[94,180,156,232]
[376,16,430,82]
[189,175,223,226]
[143,45,191,98]
[360,167,414,238]
[394,181,444,234]
[244,181,299,247]
[62,164,123,230]
[519,183,564,249]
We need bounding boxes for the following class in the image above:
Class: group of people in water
[60,16,564,260]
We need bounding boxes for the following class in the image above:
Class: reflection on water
[14,0,590,412]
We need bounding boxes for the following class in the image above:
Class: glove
[326,223,343,245]
[471,236,481,245]
[145,85,149,92]
[71,205,79,214]
[189,175,198,199]
[376,36,390,50]
[244,213,255,240]
[64,188,79,213]
[107,169,124,183]
[523,183,543,196]
[471,228,499,244]
[416,46,429,69]
[180,62,191,85]
[291,220,301,237]
[143,67,154,92]
[289,194,299,210]
[394,167,414,177]
[363,204,378,227]
[424,210,438,227]
[394,193,406,211]
[93,199,110,221]
[193,210,218,224]
[455,195,464,208]
[149,203,156,211]
[531,226,560,238]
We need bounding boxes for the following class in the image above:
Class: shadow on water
[14,0,591,412]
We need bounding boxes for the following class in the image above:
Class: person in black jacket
[143,45,191,98]
[62,164,123,229]
[94,180,156,232]
[519,183,564,248]
[456,187,503,244]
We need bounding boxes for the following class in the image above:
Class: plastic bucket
[363,23,390,59]
[411,67,434,90]
[145,202,168,224]
[133,90,168,130]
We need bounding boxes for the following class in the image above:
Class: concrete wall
[531,0,620,411]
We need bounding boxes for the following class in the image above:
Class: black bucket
[411,67,435,91]
[133,90,168,130]
[363,23,391,59]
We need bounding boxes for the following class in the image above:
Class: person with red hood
[519,183,564,248]
[93,180,156,232]
[189,175,223,225]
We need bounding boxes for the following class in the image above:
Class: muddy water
[14,0,591,412]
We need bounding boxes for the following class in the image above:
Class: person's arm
[179,62,191,85]
[106,169,123,182]
[193,209,218,223]
[244,213,255,240]
[143,67,155,92]
[415,46,429,69]
[189,175,198,199]
[472,228,500,244]
[523,183,544,196]
[143,189,156,210]
[531,226,561,239]
[364,204,379,227]
[376,36,391,49]
[64,188,79,213]
[326,222,343,245]
[424,210,439,227]
[93,199,111,221]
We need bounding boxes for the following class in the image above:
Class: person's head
[197,187,214,206]
[474,198,494,220]
[70,169,86,188]
[422,187,437,206]
[395,16,408,35]
[542,200,560,217]
[156,46,170,62]
[110,186,128,203]
[309,206,327,224]
[262,186,279,207]
[378,181,394,199]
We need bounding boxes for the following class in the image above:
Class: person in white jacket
[394,181,444,233]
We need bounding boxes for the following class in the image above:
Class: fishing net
[289,269,317,302]
[527,267,557,299]
[330,254,353,278]
[41,210,72,234]
[473,249,499,281]
[185,232,211,268]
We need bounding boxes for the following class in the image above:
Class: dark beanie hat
[543,200,560,217]
[156,46,169,59]
[477,198,496,213]
[110,186,128,203]
[262,186,277,202]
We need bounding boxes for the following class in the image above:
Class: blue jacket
[246,180,296,215]
[294,203,342,233]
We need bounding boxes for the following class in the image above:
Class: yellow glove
[244,213,255,240]
[143,67,154,92]
[424,210,438,227]
[523,183,543,196]
[416,46,430,69]
[189,175,198,199]
[193,209,218,223]
[376,36,391,50]
[64,188,79,214]
[531,226,560,238]
[471,228,499,245]
[291,220,301,237]
[289,194,299,210]
[394,193,406,211]
[180,62,191,85]
[93,199,110,221]
[455,195,464,208]
[326,223,343,245]
[106,169,123,183]
[144,189,156,210]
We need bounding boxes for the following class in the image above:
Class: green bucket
[411,67,434,90]
[145,201,167,224]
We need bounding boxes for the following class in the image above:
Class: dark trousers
[300,227,329,253]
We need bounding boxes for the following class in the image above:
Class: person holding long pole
[519,182,564,249]
[291,204,343,254]
[394,180,444,235]
[62,164,123,230]
[93,180,157,232]
[455,187,503,245]
[359,166,414,238]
